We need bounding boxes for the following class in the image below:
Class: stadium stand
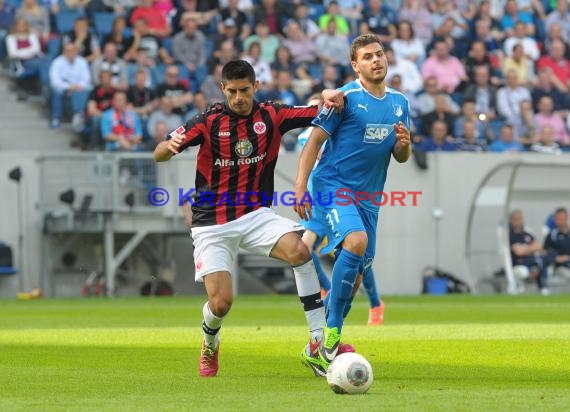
[1,0,569,153]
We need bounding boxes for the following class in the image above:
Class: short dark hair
[555,207,568,215]
[350,34,383,62]
[221,60,256,85]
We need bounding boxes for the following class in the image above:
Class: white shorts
[190,207,304,281]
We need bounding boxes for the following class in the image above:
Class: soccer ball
[326,353,373,394]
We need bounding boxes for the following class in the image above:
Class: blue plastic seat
[93,12,116,38]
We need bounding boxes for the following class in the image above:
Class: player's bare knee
[209,295,233,317]
[288,240,312,266]
[344,232,368,256]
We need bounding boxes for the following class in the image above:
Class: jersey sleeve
[273,103,319,135]
[311,103,343,136]
[166,112,206,153]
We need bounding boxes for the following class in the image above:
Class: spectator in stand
[0,0,15,61]
[129,0,171,39]
[293,3,321,40]
[534,95,570,146]
[91,42,128,91]
[503,21,540,62]
[497,69,532,127]
[124,18,174,65]
[414,76,460,117]
[156,64,193,117]
[244,20,280,64]
[431,0,469,54]
[171,0,219,35]
[502,43,536,87]
[172,14,208,87]
[362,0,397,44]
[101,0,139,17]
[218,0,250,41]
[101,91,144,152]
[6,17,41,82]
[454,100,489,142]
[544,207,570,280]
[512,100,537,146]
[271,46,306,85]
[184,90,208,121]
[86,70,116,150]
[465,40,500,86]
[242,41,273,90]
[421,39,468,94]
[253,0,291,36]
[385,46,423,95]
[127,69,158,121]
[489,124,524,152]
[391,20,426,68]
[473,17,503,55]
[127,48,157,88]
[271,70,298,105]
[311,64,342,94]
[318,1,350,36]
[532,67,569,112]
[463,65,500,127]
[145,120,168,151]
[544,23,570,59]
[49,42,92,129]
[472,0,502,35]
[315,20,351,77]
[398,0,433,46]
[332,0,364,35]
[63,17,101,64]
[536,39,570,89]
[210,39,238,73]
[501,0,536,37]
[200,63,225,104]
[15,0,49,45]
[282,20,317,67]
[418,120,456,152]
[456,120,488,152]
[146,96,183,138]
[103,16,131,59]
[420,93,456,137]
[530,125,563,154]
[214,17,244,58]
[545,0,570,40]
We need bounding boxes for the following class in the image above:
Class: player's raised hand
[293,185,312,221]
[394,121,410,146]
[322,89,345,112]
[167,132,184,154]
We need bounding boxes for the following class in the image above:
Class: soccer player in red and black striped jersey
[153,60,344,378]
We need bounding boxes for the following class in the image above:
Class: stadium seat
[0,242,17,276]
[93,13,116,38]
[55,11,80,34]
[46,37,62,60]
[307,4,325,20]
[205,39,214,60]
[162,38,173,56]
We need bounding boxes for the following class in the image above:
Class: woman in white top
[390,20,426,68]
[6,17,42,79]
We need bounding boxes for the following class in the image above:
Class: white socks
[293,260,326,343]
[202,302,224,348]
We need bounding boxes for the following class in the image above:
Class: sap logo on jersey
[363,124,393,144]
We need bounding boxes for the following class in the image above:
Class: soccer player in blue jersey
[294,34,412,365]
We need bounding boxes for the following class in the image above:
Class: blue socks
[312,252,331,292]
[326,249,362,332]
[362,267,381,308]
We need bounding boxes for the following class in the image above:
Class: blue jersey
[311,80,410,211]
[298,127,328,194]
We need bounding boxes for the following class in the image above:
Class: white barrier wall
[1,151,569,297]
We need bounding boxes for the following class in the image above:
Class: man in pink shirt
[421,39,468,93]
[534,95,570,146]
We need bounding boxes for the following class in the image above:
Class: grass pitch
[0,295,569,411]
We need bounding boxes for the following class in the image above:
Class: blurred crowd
[1,0,570,153]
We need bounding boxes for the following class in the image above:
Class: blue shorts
[300,214,328,251]
[315,191,379,267]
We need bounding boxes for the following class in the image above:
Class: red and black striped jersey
[171,101,318,227]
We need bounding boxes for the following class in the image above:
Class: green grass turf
[0,295,569,411]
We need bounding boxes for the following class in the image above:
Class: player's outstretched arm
[153,131,184,162]
[392,121,412,163]
[294,126,329,221]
